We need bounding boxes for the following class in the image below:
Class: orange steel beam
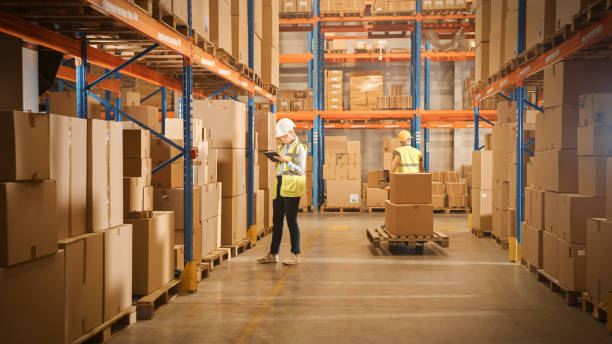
[278,110,497,122]
[279,52,313,63]
[322,51,474,63]
[319,23,474,33]
[280,15,474,25]
[475,12,612,102]
[294,121,492,129]
[56,65,121,94]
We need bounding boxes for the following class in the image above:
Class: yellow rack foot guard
[179,261,198,293]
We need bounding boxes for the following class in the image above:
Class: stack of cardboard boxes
[522,60,612,294]
[123,129,153,218]
[423,0,466,10]
[262,0,280,88]
[385,173,434,236]
[474,0,490,84]
[432,172,445,209]
[278,89,315,112]
[472,148,493,233]
[198,127,222,257]
[320,0,364,13]
[280,0,312,13]
[255,111,276,231]
[323,136,362,209]
[382,137,400,170]
[444,172,467,209]
[325,70,344,111]
[210,0,232,55]
[372,0,416,13]
[350,71,383,110]
[376,85,412,109]
[366,170,389,208]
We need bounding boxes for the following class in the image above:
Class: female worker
[258,118,307,265]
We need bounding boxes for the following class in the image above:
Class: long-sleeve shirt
[277,139,306,176]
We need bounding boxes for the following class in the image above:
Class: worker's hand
[384,186,390,191]
[276,156,291,163]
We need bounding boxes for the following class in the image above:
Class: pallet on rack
[373,10,416,17]
[134,279,180,320]
[326,49,347,54]
[198,262,211,281]
[263,83,278,96]
[320,10,362,17]
[151,1,189,38]
[202,248,231,270]
[75,306,136,344]
[127,0,153,14]
[214,48,239,70]
[491,233,509,249]
[280,12,313,19]
[321,205,361,213]
[536,269,581,306]
[222,238,253,257]
[125,210,153,219]
[471,228,491,238]
[366,227,449,250]
[193,33,216,55]
[582,292,609,325]
[367,206,385,213]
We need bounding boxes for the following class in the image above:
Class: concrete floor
[112,213,612,344]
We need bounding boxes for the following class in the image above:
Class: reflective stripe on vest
[395,145,422,173]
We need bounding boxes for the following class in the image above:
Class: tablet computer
[263,151,282,161]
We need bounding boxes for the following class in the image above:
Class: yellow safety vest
[273,141,307,199]
[395,145,422,173]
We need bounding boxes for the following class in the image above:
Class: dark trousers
[270,176,301,254]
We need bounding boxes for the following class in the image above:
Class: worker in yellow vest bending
[391,130,424,173]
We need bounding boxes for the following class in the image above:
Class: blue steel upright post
[308,31,313,89]
[312,0,320,209]
[247,0,257,241]
[413,0,422,150]
[76,32,87,119]
[424,41,430,169]
[515,0,527,247]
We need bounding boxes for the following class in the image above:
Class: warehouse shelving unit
[280,0,490,204]
[0,0,275,291]
[472,1,612,249]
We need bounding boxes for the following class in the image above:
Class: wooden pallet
[471,228,491,238]
[75,306,136,344]
[582,292,608,324]
[491,233,509,249]
[536,269,582,307]
[125,210,153,219]
[326,49,347,54]
[193,33,216,55]
[520,257,539,275]
[373,11,416,17]
[215,48,239,70]
[222,238,252,257]
[134,279,180,320]
[263,83,278,96]
[127,0,153,14]
[202,248,231,270]
[279,12,313,19]
[422,8,469,16]
[321,205,362,213]
[152,1,189,38]
[320,10,362,17]
[434,207,471,214]
[366,227,450,249]
[298,206,313,213]
[368,207,385,213]
[198,262,211,281]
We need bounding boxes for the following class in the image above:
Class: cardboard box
[202,216,221,255]
[544,191,559,233]
[87,119,123,232]
[255,111,276,151]
[530,189,546,229]
[193,100,246,149]
[192,0,210,39]
[262,44,279,87]
[366,188,388,207]
[231,15,248,65]
[49,91,102,119]
[472,150,493,189]
[475,42,490,83]
[163,118,203,145]
[475,0,491,42]
[150,137,182,166]
[0,180,57,267]
[535,149,577,193]
[557,194,605,244]
[448,195,467,208]
[389,173,432,204]
[608,158,612,219]
[259,155,276,189]
[123,105,160,133]
[432,194,445,208]
[526,0,556,49]
[504,11,518,62]
[325,136,347,154]
[385,201,433,236]
[578,93,612,126]
[558,238,586,291]
[586,219,612,301]
[208,148,218,183]
[153,187,201,229]
[125,212,174,295]
[541,105,578,150]
[383,152,393,170]
[543,60,612,109]
[432,182,445,195]
[217,149,247,197]
[347,141,360,154]
[493,208,510,240]
[124,177,146,215]
[123,129,150,158]
[556,0,598,30]
[446,182,467,195]
[50,115,87,240]
[383,137,400,152]
[103,224,132,322]
[443,171,460,183]
[58,233,103,342]
[210,0,232,53]
[473,188,493,231]
[201,182,222,222]
[124,157,152,182]
[152,161,183,189]
[542,230,558,278]
[221,194,247,245]
[578,156,607,197]
[0,111,50,180]
[367,170,388,188]
[523,223,543,268]
[577,125,608,156]
[494,180,510,210]
[174,224,203,263]
[326,180,361,208]
[0,251,66,344]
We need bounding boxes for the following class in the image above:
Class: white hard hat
[276,118,296,138]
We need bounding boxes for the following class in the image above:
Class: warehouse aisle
[112,214,612,344]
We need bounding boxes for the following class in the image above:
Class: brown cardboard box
[150,137,183,165]
[259,155,276,189]
[472,150,493,189]
[58,233,103,342]
[126,212,174,295]
[577,125,608,156]
[174,245,185,270]
[262,0,279,47]
[385,201,433,236]
[0,250,67,344]
[326,179,361,208]
[103,224,132,322]
[494,180,510,210]
[558,238,587,291]
[262,44,279,87]
[366,188,388,207]
[255,111,276,151]
[163,118,203,144]
[210,0,232,53]
[347,141,360,154]
[175,224,203,263]
[123,105,160,133]
[432,171,443,182]
[336,153,349,165]
[383,152,393,170]
[473,188,493,231]
[432,182,445,195]
[201,182,222,222]
[348,163,360,180]
[124,177,145,215]
[526,0,556,49]
[202,216,220,255]
[383,137,400,152]
[0,111,50,180]
[608,158,612,219]
[49,91,102,119]
[231,16,248,65]
[152,162,183,189]
[493,208,510,240]
[193,100,246,148]
[504,11,518,62]
[578,156,607,197]
[556,0,598,30]
[578,93,612,126]
[475,0,491,42]
[389,173,432,204]
[335,164,348,180]
[153,187,201,229]
[557,194,605,244]
[123,129,150,158]
[217,149,247,197]
[475,42,490,83]
[87,119,123,232]
[535,149,577,193]
[586,219,612,301]
[192,0,210,39]
[221,193,247,245]
[367,170,388,188]
[124,157,152,182]
[524,223,543,268]
[544,191,559,233]
[443,171,460,183]
[50,115,87,240]
[446,182,467,195]
[432,194,445,208]
[323,161,336,180]
[208,148,218,183]
[524,187,533,223]
[325,136,347,154]
[543,60,612,109]
[531,189,546,229]
[541,105,578,150]
[448,194,467,208]
[542,230,558,278]
[0,180,57,267]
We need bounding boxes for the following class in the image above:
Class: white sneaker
[283,254,302,265]
[257,254,279,264]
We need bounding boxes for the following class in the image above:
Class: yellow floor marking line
[328,225,349,231]
[237,230,320,344]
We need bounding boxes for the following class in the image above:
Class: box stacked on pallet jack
[382,137,400,170]
[385,173,433,236]
[256,111,276,230]
[365,170,389,209]
[323,136,362,209]
[521,60,612,296]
